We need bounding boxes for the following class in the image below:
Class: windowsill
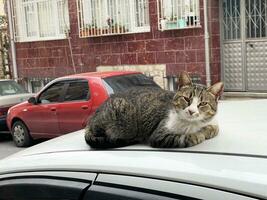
[159,25,202,32]
[16,35,68,43]
[79,27,151,38]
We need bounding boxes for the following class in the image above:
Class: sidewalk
[222,92,267,100]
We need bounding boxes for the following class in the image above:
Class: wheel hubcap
[13,125,25,145]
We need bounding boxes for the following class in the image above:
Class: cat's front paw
[202,125,219,139]
[184,133,205,147]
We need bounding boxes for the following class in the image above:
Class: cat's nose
[188,110,195,116]
[188,110,199,117]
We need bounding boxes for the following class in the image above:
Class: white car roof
[1,99,267,198]
[6,99,267,157]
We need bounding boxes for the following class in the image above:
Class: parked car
[0,80,33,133]
[7,71,159,147]
[0,99,267,199]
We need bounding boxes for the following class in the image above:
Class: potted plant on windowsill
[166,15,178,29]
[80,24,99,37]
[161,15,187,30]
[112,24,128,33]
[101,24,128,35]
[106,17,129,34]
[161,15,179,30]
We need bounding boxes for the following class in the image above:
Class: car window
[38,82,65,104]
[0,81,27,96]
[0,178,89,200]
[85,185,180,200]
[0,171,96,200]
[86,174,257,200]
[103,74,159,94]
[64,80,89,102]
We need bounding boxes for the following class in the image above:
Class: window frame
[77,0,150,38]
[157,0,201,31]
[11,0,70,42]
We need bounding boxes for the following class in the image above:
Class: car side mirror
[28,97,37,105]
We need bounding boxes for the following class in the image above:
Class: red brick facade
[14,0,221,84]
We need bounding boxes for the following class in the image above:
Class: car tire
[11,121,33,147]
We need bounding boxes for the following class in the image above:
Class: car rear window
[0,81,27,96]
[103,73,160,94]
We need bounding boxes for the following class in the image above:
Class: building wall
[0,0,8,79]
[0,0,4,80]
[15,0,221,85]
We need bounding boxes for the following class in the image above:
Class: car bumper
[0,116,9,132]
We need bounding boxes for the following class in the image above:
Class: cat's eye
[183,97,191,103]
[199,102,208,106]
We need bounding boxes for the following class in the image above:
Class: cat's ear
[178,71,192,88]
[207,82,224,99]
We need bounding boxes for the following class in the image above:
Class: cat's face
[173,72,224,122]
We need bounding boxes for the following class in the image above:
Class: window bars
[222,0,241,40]
[11,0,69,42]
[157,0,201,31]
[223,0,267,40]
[245,0,267,39]
[77,0,150,37]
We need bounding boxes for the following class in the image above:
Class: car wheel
[11,121,33,147]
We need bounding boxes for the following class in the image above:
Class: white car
[0,99,266,199]
[0,80,33,133]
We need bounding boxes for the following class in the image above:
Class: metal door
[222,0,267,92]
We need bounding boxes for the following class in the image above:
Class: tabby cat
[85,72,223,148]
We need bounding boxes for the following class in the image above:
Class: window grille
[245,0,267,39]
[223,0,241,40]
[11,0,69,42]
[157,0,201,31]
[27,77,53,93]
[77,0,150,37]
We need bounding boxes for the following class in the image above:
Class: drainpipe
[203,0,211,87]
[7,0,18,81]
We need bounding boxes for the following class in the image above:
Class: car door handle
[81,105,89,110]
[50,107,56,111]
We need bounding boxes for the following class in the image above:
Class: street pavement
[0,135,23,160]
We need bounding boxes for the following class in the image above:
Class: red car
[7,71,159,147]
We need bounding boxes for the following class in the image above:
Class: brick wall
[15,0,221,84]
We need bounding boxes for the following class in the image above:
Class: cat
[85,72,224,149]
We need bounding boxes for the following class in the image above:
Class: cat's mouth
[186,116,200,121]
[182,112,202,121]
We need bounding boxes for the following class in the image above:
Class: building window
[157,0,201,31]
[77,0,150,37]
[11,0,70,42]
[27,78,53,93]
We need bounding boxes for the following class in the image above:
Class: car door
[57,79,92,134]
[23,81,65,137]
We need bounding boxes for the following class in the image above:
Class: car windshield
[0,81,27,96]
[103,74,160,94]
